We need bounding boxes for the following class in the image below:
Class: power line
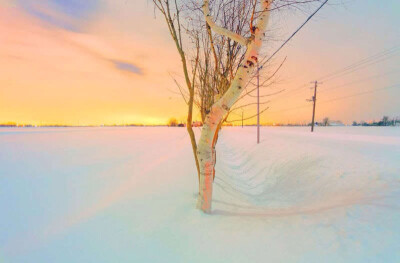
[319,84,400,104]
[243,0,329,89]
[266,44,400,102]
[318,69,400,94]
[320,52,400,83]
[268,104,311,113]
[245,9,398,109]
[266,84,400,114]
[318,45,400,82]
[258,0,329,69]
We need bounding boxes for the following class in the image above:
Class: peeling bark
[197,0,274,213]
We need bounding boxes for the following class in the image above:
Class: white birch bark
[197,0,274,213]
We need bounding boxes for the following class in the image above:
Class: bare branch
[203,0,249,46]
[230,100,270,112]
[226,107,270,123]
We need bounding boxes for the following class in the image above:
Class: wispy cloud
[17,0,99,31]
[112,60,143,75]
[49,0,98,19]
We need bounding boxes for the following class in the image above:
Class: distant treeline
[352,116,400,127]
[2,115,399,128]
[0,123,163,128]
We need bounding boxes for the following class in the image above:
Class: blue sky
[17,0,99,31]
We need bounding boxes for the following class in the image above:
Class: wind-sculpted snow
[213,128,398,216]
[0,127,399,262]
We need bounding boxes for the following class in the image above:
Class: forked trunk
[197,0,273,213]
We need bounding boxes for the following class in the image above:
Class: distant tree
[322,117,330,126]
[352,121,358,126]
[382,116,389,126]
[168,118,178,127]
[0,122,17,127]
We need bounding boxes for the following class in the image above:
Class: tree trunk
[187,87,201,188]
[196,106,225,213]
[197,0,273,213]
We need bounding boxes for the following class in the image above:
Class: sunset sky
[0,0,399,125]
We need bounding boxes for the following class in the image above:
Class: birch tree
[196,0,274,213]
[153,0,323,213]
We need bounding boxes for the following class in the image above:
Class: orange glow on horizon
[1,1,399,126]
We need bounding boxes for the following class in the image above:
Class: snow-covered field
[1,126,399,262]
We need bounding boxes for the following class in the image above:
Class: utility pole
[257,62,260,143]
[241,109,244,128]
[309,81,319,132]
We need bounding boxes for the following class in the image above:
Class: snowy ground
[1,126,399,262]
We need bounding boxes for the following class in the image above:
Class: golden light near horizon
[0,0,399,126]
